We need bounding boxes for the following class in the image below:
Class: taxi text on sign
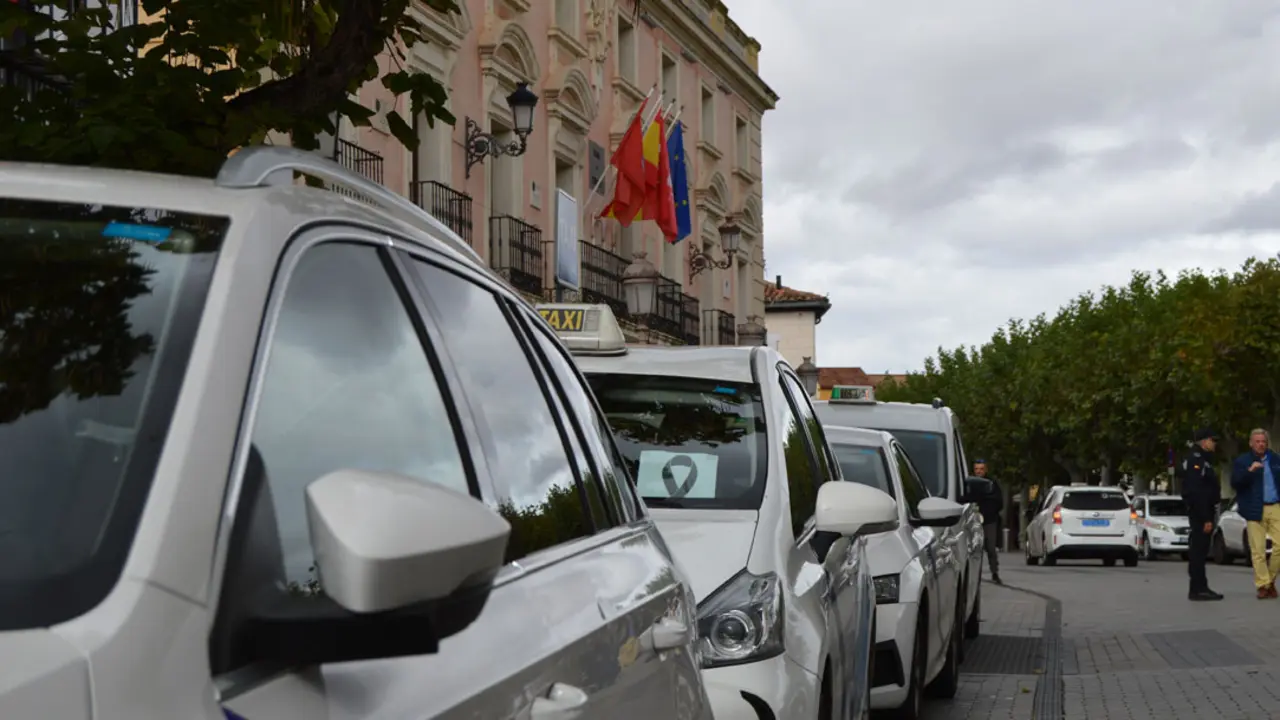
[539,307,585,332]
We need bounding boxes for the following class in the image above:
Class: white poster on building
[555,189,580,290]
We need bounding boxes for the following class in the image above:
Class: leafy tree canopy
[0,0,458,177]
[877,258,1280,488]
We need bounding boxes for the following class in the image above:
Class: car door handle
[531,683,590,718]
[641,617,691,653]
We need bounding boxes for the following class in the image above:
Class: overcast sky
[728,0,1280,373]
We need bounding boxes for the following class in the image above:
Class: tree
[0,0,458,177]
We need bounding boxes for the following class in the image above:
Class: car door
[208,233,683,719]
[513,305,708,718]
[1221,501,1245,552]
[774,370,849,717]
[891,442,949,675]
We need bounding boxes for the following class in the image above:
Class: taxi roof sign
[535,302,627,355]
[829,385,876,404]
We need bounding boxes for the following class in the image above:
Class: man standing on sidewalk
[1231,429,1280,599]
[971,459,1003,585]
[1182,427,1223,601]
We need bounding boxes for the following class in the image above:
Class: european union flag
[667,122,692,242]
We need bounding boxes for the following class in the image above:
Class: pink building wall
[347,0,776,337]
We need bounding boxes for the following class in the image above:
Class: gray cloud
[730,0,1280,370]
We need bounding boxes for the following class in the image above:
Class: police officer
[1182,427,1224,601]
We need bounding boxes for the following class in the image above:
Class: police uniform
[1180,428,1223,600]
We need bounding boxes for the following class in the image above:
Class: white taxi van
[539,302,896,720]
[0,149,715,720]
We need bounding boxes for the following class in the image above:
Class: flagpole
[665,105,684,139]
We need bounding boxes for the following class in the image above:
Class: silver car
[0,148,712,720]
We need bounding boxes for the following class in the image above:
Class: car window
[1148,498,1187,516]
[778,385,821,537]
[524,318,639,525]
[780,371,838,482]
[588,373,767,511]
[871,428,947,497]
[408,260,594,562]
[831,443,895,497]
[953,426,967,480]
[250,242,471,592]
[893,445,928,517]
[1062,490,1129,511]
[0,199,226,631]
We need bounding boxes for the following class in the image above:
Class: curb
[995,581,1064,720]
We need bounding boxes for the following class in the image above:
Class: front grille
[1175,526,1190,536]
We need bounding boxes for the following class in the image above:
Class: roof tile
[764,284,828,304]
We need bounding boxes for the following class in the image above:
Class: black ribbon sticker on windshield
[662,455,699,498]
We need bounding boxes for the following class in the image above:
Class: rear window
[1148,499,1188,516]
[831,443,895,497]
[0,198,226,630]
[1062,491,1130,511]
[586,373,767,510]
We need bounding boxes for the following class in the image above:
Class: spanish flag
[603,114,678,241]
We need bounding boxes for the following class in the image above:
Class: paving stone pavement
[918,552,1280,718]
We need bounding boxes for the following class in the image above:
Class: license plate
[1172,539,1187,545]
[1082,518,1110,527]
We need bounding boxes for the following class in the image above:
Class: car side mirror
[247,470,510,666]
[914,497,965,527]
[815,482,899,537]
[963,476,994,501]
[1135,509,1145,518]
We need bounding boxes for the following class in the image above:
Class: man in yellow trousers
[1231,429,1280,599]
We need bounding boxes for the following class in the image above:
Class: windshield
[1063,491,1130,511]
[0,198,225,630]
[586,373,767,510]
[870,428,947,497]
[1147,499,1188,517]
[831,443,894,496]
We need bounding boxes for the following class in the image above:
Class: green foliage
[0,0,458,177]
[878,258,1280,487]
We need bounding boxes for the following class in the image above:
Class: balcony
[632,275,684,339]
[578,241,629,319]
[680,293,701,346]
[702,309,736,346]
[335,138,384,184]
[411,180,473,245]
[489,215,543,296]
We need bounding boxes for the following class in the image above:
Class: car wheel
[965,582,981,639]
[1141,533,1157,561]
[1043,541,1057,567]
[1181,552,1190,561]
[1211,532,1228,565]
[896,611,927,720]
[926,599,962,699]
[1025,540,1040,566]
[1124,553,1138,568]
[1103,557,1117,567]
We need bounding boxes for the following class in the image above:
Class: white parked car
[1132,494,1190,561]
[0,149,717,720]
[553,307,890,720]
[1213,499,1273,564]
[1024,486,1140,566]
[814,387,986,645]
[824,426,969,719]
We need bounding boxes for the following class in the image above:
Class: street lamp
[737,314,767,347]
[465,82,540,178]
[690,221,741,278]
[623,250,660,318]
[796,356,819,397]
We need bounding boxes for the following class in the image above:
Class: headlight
[873,574,900,605]
[695,570,784,669]
[1151,522,1171,533]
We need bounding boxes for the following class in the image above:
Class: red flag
[600,99,649,225]
[643,114,679,242]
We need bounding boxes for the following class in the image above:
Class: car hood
[1151,515,1189,527]
[650,509,758,601]
[0,629,91,719]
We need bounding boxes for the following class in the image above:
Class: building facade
[763,276,831,366]
[342,0,778,345]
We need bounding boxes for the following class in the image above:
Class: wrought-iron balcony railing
[680,293,701,346]
[489,215,543,296]
[411,180,473,245]
[578,240,629,319]
[702,309,736,346]
[334,138,384,184]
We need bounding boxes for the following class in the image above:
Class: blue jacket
[1231,449,1280,521]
